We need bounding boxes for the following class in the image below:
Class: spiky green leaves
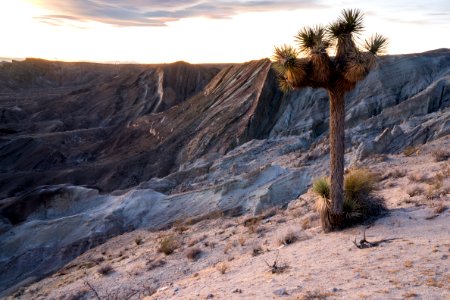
[272,44,299,72]
[364,33,388,55]
[295,25,330,54]
[329,8,364,38]
[272,8,387,92]
[272,44,308,92]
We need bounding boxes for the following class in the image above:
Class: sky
[1,0,449,64]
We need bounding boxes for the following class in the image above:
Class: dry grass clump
[185,210,224,226]
[382,169,406,180]
[301,218,311,230]
[407,172,430,183]
[403,146,418,157]
[97,264,114,276]
[278,230,300,246]
[187,234,207,247]
[146,258,166,271]
[296,290,333,300]
[223,241,234,254]
[433,203,447,214]
[134,236,143,245]
[157,234,180,255]
[238,236,246,246]
[432,149,450,162]
[251,244,263,257]
[403,260,413,268]
[313,168,386,231]
[406,185,424,197]
[216,262,229,274]
[186,247,202,261]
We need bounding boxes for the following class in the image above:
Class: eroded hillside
[0,50,449,296]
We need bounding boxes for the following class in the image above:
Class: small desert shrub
[298,291,333,300]
[432,149,450,162]
[278,230,299,246]
[186,211,224,225]
[403,146,418,157]
[188,234,207,247]
[406,185,424,197]
[407,172,430,183]
[223,241,233,254]
[384,169,406,179]
[135,236,143,245]
[186,247,202,261]
[251,244,263,257]
[238,236,246,246]
[404,260,413,268]
[243,216,262,227]
[301,218,311,230]
[158,235,180,255]
[146,258,166,271]
[433,203,447,214]
[216,262,228,274]
[312,168,386,230]
[97,264,113,276]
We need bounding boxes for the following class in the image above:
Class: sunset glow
[1,0,449,63]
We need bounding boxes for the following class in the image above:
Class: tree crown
[273,8,388,93]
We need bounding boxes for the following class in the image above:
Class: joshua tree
[273,9,387,231]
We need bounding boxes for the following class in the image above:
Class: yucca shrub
[311,177,330,200]
[313,168,386,230]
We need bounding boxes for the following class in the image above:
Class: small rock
[232,288,242,293]
[273,288,289,296]
[206,293,214,299]
[441,254,448,260]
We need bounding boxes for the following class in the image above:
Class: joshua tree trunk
[328,88,345,226]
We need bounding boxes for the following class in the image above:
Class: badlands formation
[0,49,449,298]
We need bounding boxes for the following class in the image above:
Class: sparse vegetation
[406,185,424,197]
[223,241,234,254]
[383,169,406,179]
[251,244,263,257]
[186,247,202,261]
[263,252,289,274]
[408,172,430,183]
[238,235,246,246]
[403,146,418,157]
[301,217,311,230]
[313,168,386,229]
[97,264,114,276]
[157,234,180,255]
[134,236,143,245]
[216,262,229,274]
[278,230,299,246]
[185,211,224,225]
[297,291,333,300]
[146,258,166,271]
[433,203,447,214]
[404,260,413,268]
[432,149,450,162]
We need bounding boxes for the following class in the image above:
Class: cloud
[33,0,321,27]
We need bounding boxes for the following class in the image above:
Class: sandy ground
[5,139,450,300]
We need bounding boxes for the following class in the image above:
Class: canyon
[0,49,449,296]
